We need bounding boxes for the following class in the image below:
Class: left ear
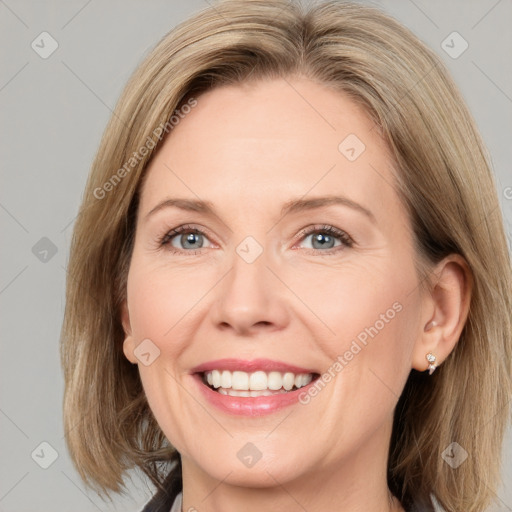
[412,254,472,373]
[121,299,138,365]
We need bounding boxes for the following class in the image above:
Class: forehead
[138,78,401,226]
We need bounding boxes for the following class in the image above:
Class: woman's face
[122,77,429,488]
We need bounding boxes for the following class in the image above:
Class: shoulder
[141,489,181,512]
[140,471,182,512]
[141,481,443,512]
[141,489,179,512]
[408,494,445,512]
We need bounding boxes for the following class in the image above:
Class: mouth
[190,359,322,415]
[199,369,320,397]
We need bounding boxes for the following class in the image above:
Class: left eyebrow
[279,196,376,223]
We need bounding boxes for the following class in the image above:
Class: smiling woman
[59,1,512,512]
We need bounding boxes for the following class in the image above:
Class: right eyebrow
[144,198,216,222]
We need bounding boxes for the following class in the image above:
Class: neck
[180,419,404,512]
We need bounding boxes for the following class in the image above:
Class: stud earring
[426,353,437,375]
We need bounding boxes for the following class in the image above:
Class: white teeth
[294,374,313,388]
[283,372,295,391]
[232,371,249,390]
[203,369,314,393]
[267,371,282,390]
[220,370,231,388]
[249,371,267,390]
[218,388,289,397]
[212,370,221,388]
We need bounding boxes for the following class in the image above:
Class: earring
[426,353,437,375]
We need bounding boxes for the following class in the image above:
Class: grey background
[0,0,511,510]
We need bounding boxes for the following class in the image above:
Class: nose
[210,247,290,337]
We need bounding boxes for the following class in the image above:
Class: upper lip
[190,358,318,375]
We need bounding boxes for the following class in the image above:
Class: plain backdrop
[1,0,511,511]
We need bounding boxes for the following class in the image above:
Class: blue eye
[160,225,212,252]
[297,225,354,254]
[158,224,353,255]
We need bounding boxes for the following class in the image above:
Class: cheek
[287,257,421,409]
[126,259,214,344]
[125,265,199,448]
[336,274,420,401]
[285,254,417,344]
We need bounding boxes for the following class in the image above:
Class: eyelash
[296,225,354,254]
[157,224,354,256]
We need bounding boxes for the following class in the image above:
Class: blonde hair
[60,1,512,510]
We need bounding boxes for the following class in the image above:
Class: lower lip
[192,373,317,416]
